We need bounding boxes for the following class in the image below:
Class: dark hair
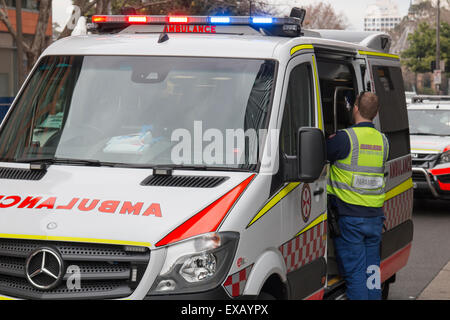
[355,92,379,120]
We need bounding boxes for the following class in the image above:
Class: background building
[364,0,403,32]
[0,0,52,97]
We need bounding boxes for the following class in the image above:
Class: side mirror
[297,127,326,183]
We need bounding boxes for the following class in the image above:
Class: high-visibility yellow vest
[327,126,389,208]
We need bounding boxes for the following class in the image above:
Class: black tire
[381,281,390,300]
[257,292,276,300]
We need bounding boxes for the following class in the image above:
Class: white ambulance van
[0,10,413,300]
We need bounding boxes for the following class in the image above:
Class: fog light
[155,279,176,292]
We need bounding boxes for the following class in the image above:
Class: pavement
[418,261,450,300]
[389,198,450,300]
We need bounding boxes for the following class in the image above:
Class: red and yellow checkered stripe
[223,265,253,297]
[279,219,327,273]
[383,187,413,230]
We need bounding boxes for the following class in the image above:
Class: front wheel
[257,292,276,300]
[381,281,390,300]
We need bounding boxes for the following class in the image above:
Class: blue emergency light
[209,17,231,24]
[251,17,273,24]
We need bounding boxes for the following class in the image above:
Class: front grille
[0,239,150,300]
[411,153,439,169]
[412,171,427,182]
[0,167,46,180]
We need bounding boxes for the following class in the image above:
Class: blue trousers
[333,215,384,300]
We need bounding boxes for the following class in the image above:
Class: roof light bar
[91,15,301,26]
[90,14,304,36]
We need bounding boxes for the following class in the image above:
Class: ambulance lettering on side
[0,195,162,217]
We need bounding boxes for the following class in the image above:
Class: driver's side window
[280,62,315,156]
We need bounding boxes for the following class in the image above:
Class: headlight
[180,252,217,282]
[439,150,450,164]
[148,232,239,296]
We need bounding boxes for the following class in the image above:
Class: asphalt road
[389,198,450,300]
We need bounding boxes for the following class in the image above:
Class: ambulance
[408,96,450,199]
[0,9,413,300]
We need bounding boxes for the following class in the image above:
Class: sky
[52,0,412,31]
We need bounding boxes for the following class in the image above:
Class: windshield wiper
[16,157,115,167]
[14,159,253,171]
[410,132,450,136]
[16,157,55,163]
[153,164,252,172]
[410,132,440,136]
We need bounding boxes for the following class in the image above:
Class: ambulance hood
[0,165,252,248]
[410,135,450,154]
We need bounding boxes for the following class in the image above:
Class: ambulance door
[278,53,328,300]
[365,55,413,284]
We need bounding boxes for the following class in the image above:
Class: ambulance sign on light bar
[163,25,217,34]
[90,15,301,34]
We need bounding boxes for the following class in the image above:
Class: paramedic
[326,92,389,300]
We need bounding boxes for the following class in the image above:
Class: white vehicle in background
[405,91,417,105]
[0,9,413,300]
[409,96,450,199]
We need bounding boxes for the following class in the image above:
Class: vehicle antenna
[158,32,169,43]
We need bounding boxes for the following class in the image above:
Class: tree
[0,0,52,71]
[302,3,348,30]
[52,22,61,40]
[0,0,275,74]
[58,0,275,40]
[402,22,450,73]
[110,0,274,16]
[57,0,106,39]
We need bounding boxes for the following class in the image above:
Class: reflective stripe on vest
[327,127,389,208]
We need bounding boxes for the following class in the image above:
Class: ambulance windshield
[0,56,276,170]
[408,109,450,136]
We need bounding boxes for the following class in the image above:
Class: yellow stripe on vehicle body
[358,50,400,60]
[312,55,323,130]
[290,44,314,56]
[327,276,343,287]
[295,212,327,237]
[385,178,413,201]
[0,234,151,248]
[247,182,300,228]
[0,295,15,300]
[411,148,440,153]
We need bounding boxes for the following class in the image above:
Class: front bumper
[412,167,450,199]
[146,286,256,300]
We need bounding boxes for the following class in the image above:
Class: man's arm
[326,130,351,163]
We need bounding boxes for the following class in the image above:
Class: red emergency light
[127,16,148,23]
[92,15,107,23]
[168,16,188,23]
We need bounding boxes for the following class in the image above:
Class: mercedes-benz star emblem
[25,248,64,290]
